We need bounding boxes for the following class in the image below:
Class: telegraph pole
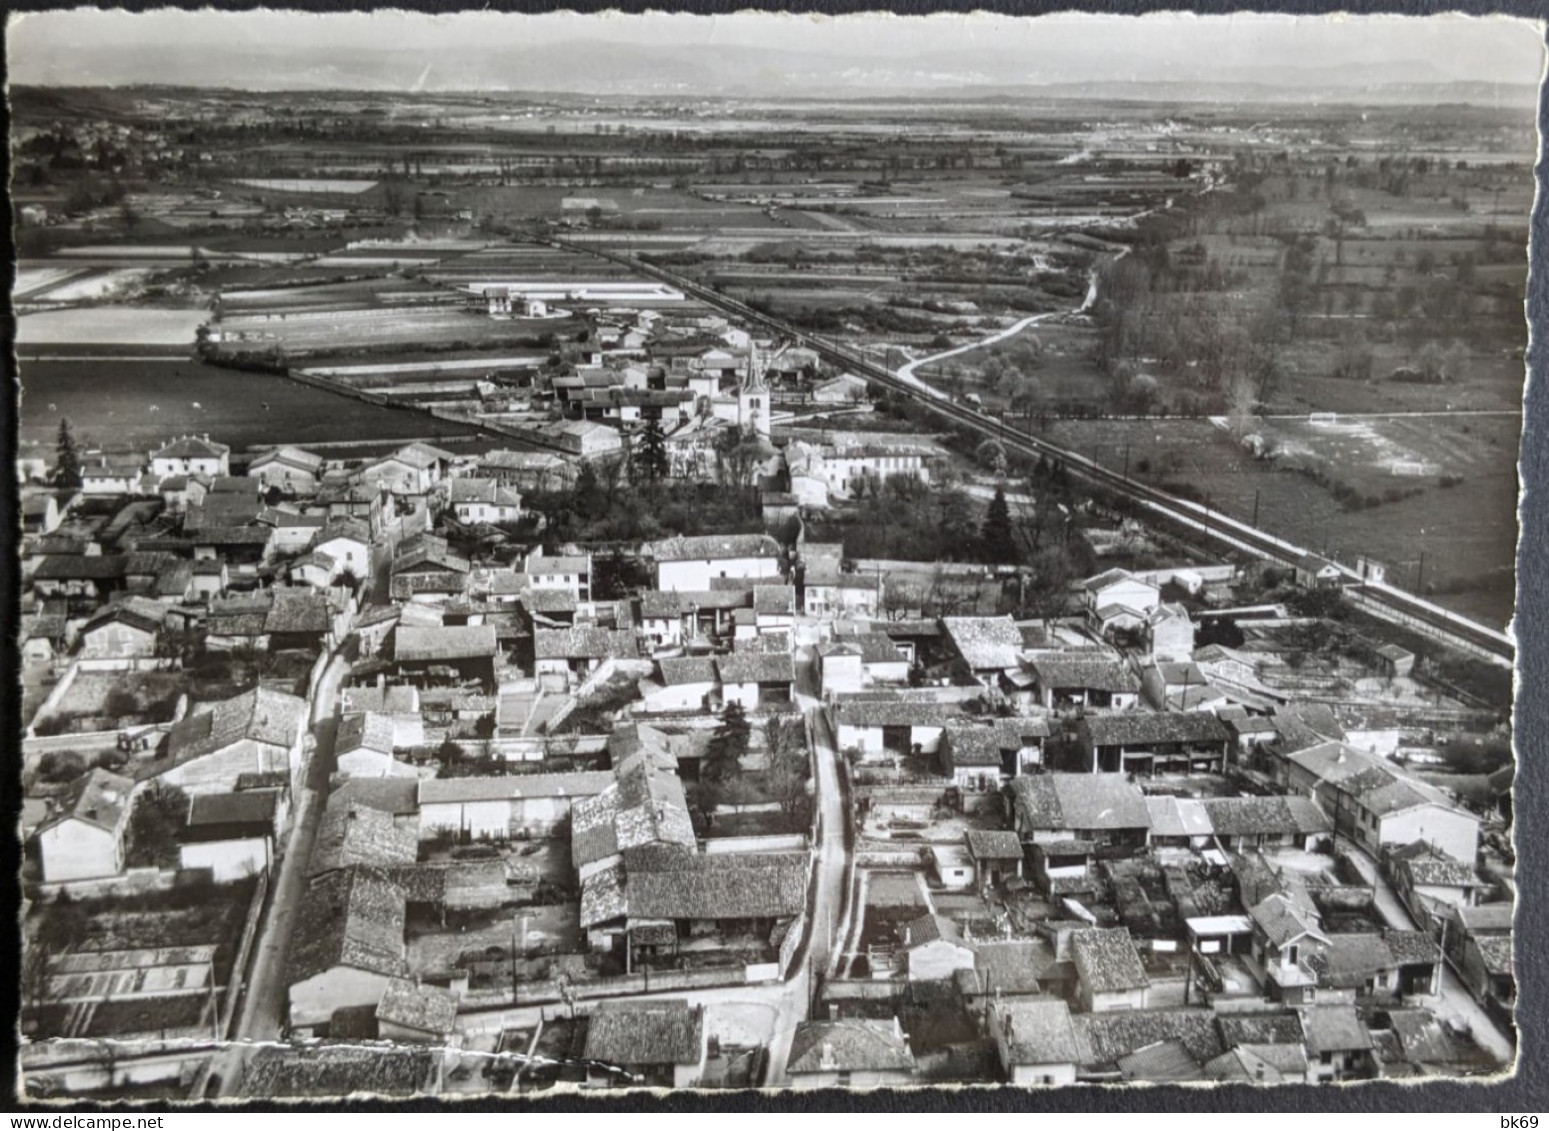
[1251,489,1260,529]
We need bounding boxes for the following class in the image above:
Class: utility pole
[1122,443,1130,480]
[1416,551,1426,595]
[1251,488,1260,529]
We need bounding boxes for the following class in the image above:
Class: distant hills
[11,38,1542,107]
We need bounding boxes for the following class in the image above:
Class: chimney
[820,1041,835,1071]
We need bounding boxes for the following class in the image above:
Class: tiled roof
[1027,655,1140,693]
[534,626,637,661]
[1116,1037,1204,1081]
[328,778,419,817]
[1249,893,1328,949]
[991,999,1081,1066]
[186,790,277,832]
[1072,927,1150,994]
[788,1020,915,1075]
[716,651,794,685]
[1072,1009,1225,1070]
[584,1000,704,1067]
[154,687,306,776]
[309,804,419,877]
[832,698,958,729]
[965,829,1024,861]
[285,866,408,986]
[376,977,458,1037]
[153,436,230,459]
[1145,796,1213,839]
[1300,1004,1373,1054]
[941,616,1024,671]
[646,533,781,562]
[1078,711,1230,747]
[657,656,719,687]
[418,772,613,806]
[394,624,497,662]
[1199,795,1331,837]
[337,712,395,757]
[621,851,808,923]
[38,768,135,835]
[1009,774,1150,833]
[238,1046,436,1098]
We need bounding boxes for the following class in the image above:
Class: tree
[764,716,812,833]
[634,417,669,483]
[980,487,1019,565]
[127,782,189,870]
[702,702,752,784]
[975,439,1008,476]
[54,418,82,489]
[573,461,604,519]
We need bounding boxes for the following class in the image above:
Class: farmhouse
[533,626,638,690]
[335,712,415,779]
[477,449,574,492]
[1080,568,1161,634]
[939,718,1053,790]
[716,651,795,710]
[77,597,164,658]
[641,656,719,713]
[941,616,1024,681]
[522,551,592,601]
[375,978,458,1046]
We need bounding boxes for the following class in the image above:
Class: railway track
[547,238,1515,668]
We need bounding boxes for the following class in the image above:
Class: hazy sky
[8,9,1545,91]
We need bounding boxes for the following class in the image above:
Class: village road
[206,645,351,1097]
[1344,848,1515,1064]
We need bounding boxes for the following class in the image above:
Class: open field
[17,358,483,456]
[17,305,208,347]
[1042,412,1519,627]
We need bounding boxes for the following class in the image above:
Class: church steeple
[738,341,770,438]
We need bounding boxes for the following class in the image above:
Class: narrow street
[204,645,352,1098]
[759,644,852,1085]
[1343,847,1516,1065]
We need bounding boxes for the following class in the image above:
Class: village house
[938,717,1054,789]
[1139,660,1231,714]
[1146,603,1196,661]
[249,447,326,496]
[1197,795,1333,852]
[583,1000,709,1089]
[21,490,62,536]
[523,551,592,602]
[899,912,976,981]
[989,999,1082,1086]
[1080,568,1162,635]
[1023,653,1142,711]
[448,477,522,526]
[30,553,129,601]
[1078,711,1233,775]
[416,772,613,841]
[35,768,135,884]
[179,789,280,881]
[941,616,1025,684]
[393,624,499,689]
[1008,774,1152,895]
[640,656,720,713]
[286,866,409,1037]
[1280,741,1480,865]
[1301,1004,1376,1081]
[831,699,955,761]
[801,567,882,619]
[77,597,164,659]
[150,435,231,480]
[260,508,328,558]
[1247,891,1330,1004]
[1295,553,1346,591]
[966,829,1027,890]
[1389,842,1489,925]
[832,632,910,685]
[1448,903,1515,1013]
[646,533,784,592]
[809,372,870,404]
[138,686,309,796]
[1071,927,1151,1012]
[785,1019,916,1090]
[533,626,638,691]
[716,651,795,710]
[335,712,416,779]
[551,419,624,459]
[477,449,574,493]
